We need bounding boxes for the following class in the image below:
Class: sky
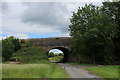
[0,0,108,40]
[49,49,63,54]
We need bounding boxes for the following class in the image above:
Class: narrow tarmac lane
[58,63,102,79]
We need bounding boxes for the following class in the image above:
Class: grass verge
[2,62,68,78]
[86,65,119,79]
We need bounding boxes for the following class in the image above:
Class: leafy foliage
[102,1,120,64]
[2,36,21,61]
[2,36,48,63]
[48,52,56,57]
[13,46,48,63]
[69,4,118,64]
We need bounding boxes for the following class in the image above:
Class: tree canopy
[69,3,119,64]
[2,36,21,61]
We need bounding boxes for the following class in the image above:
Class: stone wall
[28,37,72,51]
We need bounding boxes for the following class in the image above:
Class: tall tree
[102,1,120,64]
[69,4,117,64]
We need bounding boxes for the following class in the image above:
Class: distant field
[2,63,68,78]
[86,65,119,79]
[49,56,63,62]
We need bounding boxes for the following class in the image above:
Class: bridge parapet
[28,37,71,51]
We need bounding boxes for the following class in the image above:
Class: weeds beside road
[2,62,68,78]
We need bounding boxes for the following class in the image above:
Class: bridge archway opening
[48,47,69,62]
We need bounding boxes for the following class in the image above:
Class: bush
[2,36,21,61]
[13,46,48,63]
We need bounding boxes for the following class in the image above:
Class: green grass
[2,62,68,78]
[66,62,96,66]
[49,56,64,62]
[86,66,119,79]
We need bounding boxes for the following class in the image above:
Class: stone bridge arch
[25,37,72,62]
[49,47,70,62]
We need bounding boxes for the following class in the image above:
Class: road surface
[58,63,103,80]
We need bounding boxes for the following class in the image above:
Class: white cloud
[21,2,70,33]
[1,0,109,2]
[1,2,103,38]
[8,33,29,39]
[0,31,29,40]
[0,33,29,40]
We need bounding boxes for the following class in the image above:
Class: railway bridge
[27,37,72,62]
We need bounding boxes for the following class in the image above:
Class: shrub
[13,46,48,63]
[2,36,21,61]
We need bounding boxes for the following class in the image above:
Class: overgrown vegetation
[2,36,48,63]
[2,36,21,61]
[2,47,67,78]
[69,2,120,65]
[13,46,48,63]
[2,36,68,78]
[2,63,68,78]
